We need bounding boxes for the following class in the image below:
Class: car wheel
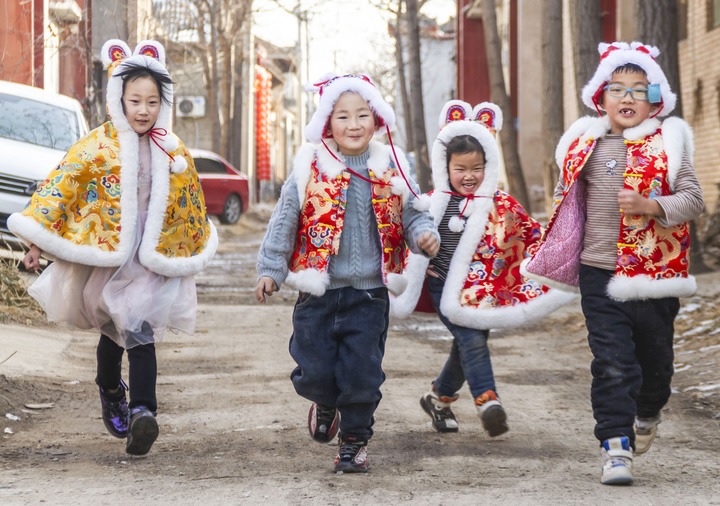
[219,193,242,224]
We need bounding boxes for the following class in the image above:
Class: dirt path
[1,216,719,505]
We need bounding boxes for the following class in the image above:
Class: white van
[0,80,89,246]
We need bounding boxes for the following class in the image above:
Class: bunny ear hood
[431,100,503,197]
[103,39,173,137]
[102,38,187,175]
[391,101,576,327]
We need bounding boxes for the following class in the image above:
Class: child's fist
[255,276,277,303]
[618,189,664,218]
[22,245,42,272]
[418,232,440,258]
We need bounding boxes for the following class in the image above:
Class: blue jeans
[427,276,496,399]
[579,265,679,446]
[289,286,389,442]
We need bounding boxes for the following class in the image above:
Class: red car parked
[190,149,249,225]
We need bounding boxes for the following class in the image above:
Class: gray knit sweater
[257,148,438,291]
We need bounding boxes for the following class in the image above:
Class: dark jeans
[579,264,679,446]
[427,276,495,399]
[96,325,158,413]
[289,286,389,442]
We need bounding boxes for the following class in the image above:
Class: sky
[253,0,456,81]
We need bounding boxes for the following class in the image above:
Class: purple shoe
[99,380,129,438]
[126,406,159,456]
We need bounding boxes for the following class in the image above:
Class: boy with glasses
[522,42,703,485]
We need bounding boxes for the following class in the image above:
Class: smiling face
[122,75,161,135]
[448,150,485,196]
[327,92,377,156]
[601,69,657,134]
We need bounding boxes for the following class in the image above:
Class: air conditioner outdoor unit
[176,96,206,118]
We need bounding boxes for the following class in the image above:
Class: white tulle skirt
[29,214,197,349]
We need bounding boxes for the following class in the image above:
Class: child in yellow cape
[9,39,218,455]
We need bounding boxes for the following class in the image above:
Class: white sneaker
[634,414,661,455]
[601,436,633,485]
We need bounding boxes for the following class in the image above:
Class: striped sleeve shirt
[428,195,464,280]
[553,133,703,271]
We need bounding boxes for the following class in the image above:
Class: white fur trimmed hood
[390,100,576,328]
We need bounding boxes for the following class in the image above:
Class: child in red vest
[255,73,439,473]
[391,100,573,438]
[522,42,704,485]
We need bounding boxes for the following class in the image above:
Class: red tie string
[320,139,391,187]
[441,190,492,216]
[319,126,422,199]
[385,125,420,199]
[147,127,175,162]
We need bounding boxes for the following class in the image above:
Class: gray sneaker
[474,390,508,437]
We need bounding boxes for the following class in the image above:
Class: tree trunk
[569,0,603,117]
[636,0,711,273]
[154,0,252,159]
[394,4,414,153]
[219,34,233,158]
[405,0,431,192]
[541,0,563,217]
[481,0,530,210]
[230,40,244,169]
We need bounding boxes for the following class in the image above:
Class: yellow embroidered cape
[8,121,218,277]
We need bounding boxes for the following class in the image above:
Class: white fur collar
[557,116,666,168]
[292,140,413,205]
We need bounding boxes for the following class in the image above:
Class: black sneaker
[126,406,159,456]
[308,403,339,443]
[334,438,368,473]
[99,380,129,438]
[420,390,459,433]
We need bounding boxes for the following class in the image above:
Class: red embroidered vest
[558,129,690,282]
[289,161,405,283]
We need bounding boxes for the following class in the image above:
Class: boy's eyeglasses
[603,84,649,101]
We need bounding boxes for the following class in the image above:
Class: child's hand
[426,268,440,278]
[618,189,665,218]
[255,277,277,303]
[418,232,440,257]
[22,245,42,272]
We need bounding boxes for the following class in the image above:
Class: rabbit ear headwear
[432,100,503,196]
[100,39,186,174]
[431,100,504,232]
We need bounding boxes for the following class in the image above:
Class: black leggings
[96,334,157,412]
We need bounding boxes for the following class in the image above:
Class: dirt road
[1,212,719,505]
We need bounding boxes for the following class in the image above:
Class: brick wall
[679,0,720,213]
